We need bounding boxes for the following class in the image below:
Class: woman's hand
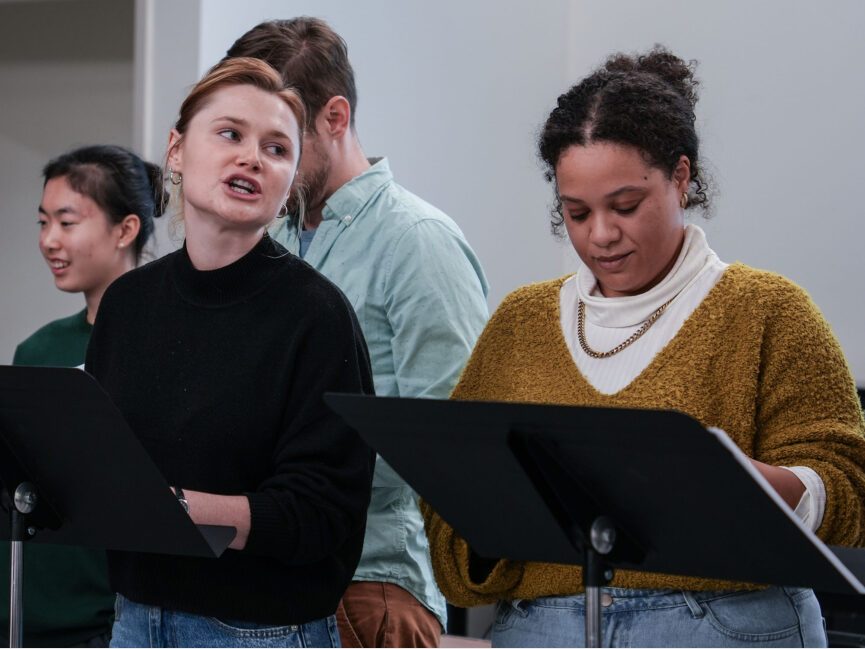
[178,489,251,550]
[749,460,806,510]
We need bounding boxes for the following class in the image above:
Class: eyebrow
[212,115,293,143]
[560,185,647,204]
[38,205,78,216]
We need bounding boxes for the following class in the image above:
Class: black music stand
[0,366,236,648]
[325,394,865,647]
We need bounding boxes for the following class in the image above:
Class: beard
[287,141,331,224]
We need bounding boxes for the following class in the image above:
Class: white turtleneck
[559,224,825,532]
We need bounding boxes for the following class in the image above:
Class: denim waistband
[524,586,808,611]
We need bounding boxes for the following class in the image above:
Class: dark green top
[0,309,114,647]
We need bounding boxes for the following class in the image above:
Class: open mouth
[225,176,261,196]
[48,259,70,269]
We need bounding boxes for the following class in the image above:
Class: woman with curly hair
[423,47,865,647]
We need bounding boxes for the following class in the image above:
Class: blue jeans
[110,594,341,647]
[491,587,827,647]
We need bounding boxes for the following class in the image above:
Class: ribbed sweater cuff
[244,491,297,558]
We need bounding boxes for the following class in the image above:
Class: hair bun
[144,161,169,218]
[604,45,699,110]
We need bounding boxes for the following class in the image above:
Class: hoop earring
[680,192,689,209]
[168,167,182,186]
[278,202,289,218]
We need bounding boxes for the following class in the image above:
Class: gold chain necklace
[577,296,675,359]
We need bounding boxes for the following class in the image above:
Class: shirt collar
[321,157,392,226]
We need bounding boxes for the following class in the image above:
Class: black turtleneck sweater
[85,234,375,624]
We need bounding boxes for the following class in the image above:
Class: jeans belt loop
[681,591,706,619]
[512,599,529,616]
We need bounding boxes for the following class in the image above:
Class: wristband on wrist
[173,486,190,514]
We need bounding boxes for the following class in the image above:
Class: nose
[40,221,60,253]
[589,211,621,248]
[237,141,262,171]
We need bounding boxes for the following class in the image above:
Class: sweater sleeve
[753,277,865,547]
[243,286,376,563]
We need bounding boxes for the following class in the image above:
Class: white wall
[0,0,134,364]
[153,0,865,381]
[195,0,572,312]
[6,1,864,382]
[568,0,865,380]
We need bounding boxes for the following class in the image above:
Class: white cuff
[785,466,826,533]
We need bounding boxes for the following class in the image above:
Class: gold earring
[680,192,689,209]
[168,167,182,186]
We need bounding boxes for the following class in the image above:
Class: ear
[672,155,691,192]
[167,128,184,172]
[319,96,352,138]
[116,214,142,251]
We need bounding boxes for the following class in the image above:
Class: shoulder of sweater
[16,310,86,350]
[719,263,818,314]
[493,275,573,318]
[95,250,178,312]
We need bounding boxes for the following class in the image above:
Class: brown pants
[336,581,442,648]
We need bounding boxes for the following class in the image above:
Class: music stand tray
[325,394,865,646]
[0,366,235,647]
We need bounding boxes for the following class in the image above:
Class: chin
[54,280,83,294]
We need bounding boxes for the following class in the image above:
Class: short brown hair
[223,17,357,130]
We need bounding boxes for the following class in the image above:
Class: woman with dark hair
[423,47,865,647]
[1,144,164,647]
[85,57,374,647]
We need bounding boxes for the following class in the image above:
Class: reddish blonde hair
[172,57,306,153]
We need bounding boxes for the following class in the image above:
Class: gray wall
[3,0,865,383]
[567,0,865,380]
[0,0,135,363]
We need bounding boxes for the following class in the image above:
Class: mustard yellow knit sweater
[421,264,865,607]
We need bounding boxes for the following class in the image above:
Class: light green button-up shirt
[272,158,488,626]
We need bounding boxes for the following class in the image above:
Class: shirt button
[343,215,353,224]
[290,625,299,632]
[601,593,614,607]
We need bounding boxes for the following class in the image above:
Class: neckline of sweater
[171,233,289,307]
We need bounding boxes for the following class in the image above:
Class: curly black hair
[538,46,710,236]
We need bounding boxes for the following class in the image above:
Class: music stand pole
[7,482,37,649]
[583,516,616,647]
[585,553,602,648]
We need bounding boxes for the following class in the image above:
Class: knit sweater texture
[422,263,865,607]
[85,234,375,624]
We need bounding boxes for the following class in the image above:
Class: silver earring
[168,167,182,186]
